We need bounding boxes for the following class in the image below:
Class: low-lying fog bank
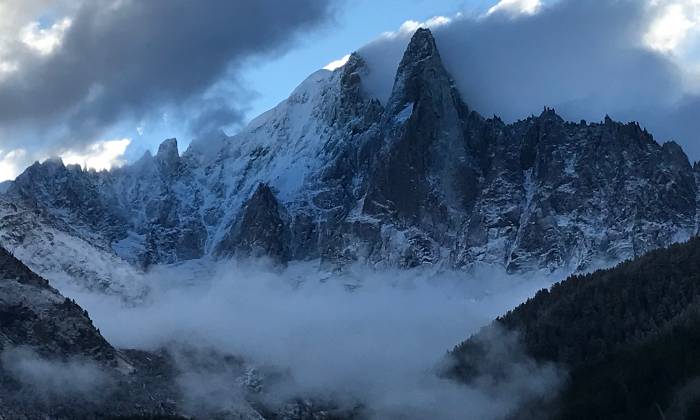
[51,259,566,419]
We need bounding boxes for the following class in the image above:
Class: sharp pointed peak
[245,183,282,209]
[386,26,455,112]
[403,27,440,62]
[410,28,437,45]
[394,27,445,79]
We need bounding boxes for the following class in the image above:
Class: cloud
[0,1,81,75]
[324,54,351,71]
[60,138,131,171]
[56,259,563,419]
[358,0,700,160]
[487,0,542,16]
[378,15,456,40]
[646,1,700,52]
[20,17,72,55]
[0,0,338,160]
[0,138,133,182]
[0,149,29,182]
[1,346,111,401]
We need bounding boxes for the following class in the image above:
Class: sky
[0,0,698,181]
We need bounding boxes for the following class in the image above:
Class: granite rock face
[0,28,697,290]
[216,183,291,262]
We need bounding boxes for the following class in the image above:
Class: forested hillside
[452,236,700,419]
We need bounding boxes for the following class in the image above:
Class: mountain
[0,28,697,291]
[0,246,181,419]
[451,236,700,420]
[0,246,115,360]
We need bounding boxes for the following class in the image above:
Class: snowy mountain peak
[216,182,290,261]
[0,28,698,291]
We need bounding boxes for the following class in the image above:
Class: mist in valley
[39,259,568,419]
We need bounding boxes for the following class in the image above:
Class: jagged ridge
[0,28,697,290]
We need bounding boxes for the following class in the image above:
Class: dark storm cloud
[187,95,250,138]
[359,0,700,161]
[0,0,337,149]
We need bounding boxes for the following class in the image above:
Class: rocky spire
[364,27,477,230]
[155,138,180,176]
[386,28,457,116]
[397,28,442,72]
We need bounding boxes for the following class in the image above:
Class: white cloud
[1,346,110,400]
[60,260,562,419]
[0,61,17,86]
[487,0,543,16]
[645,1,699,53]
[380,15,456,40]
[0,60,18,77]
[20,18,72,55]
[0,148,28,182]
[60,138,131,171]
[0,135,132,182]
[323,54,351,71]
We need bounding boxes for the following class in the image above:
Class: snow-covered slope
[0,28,697,292]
